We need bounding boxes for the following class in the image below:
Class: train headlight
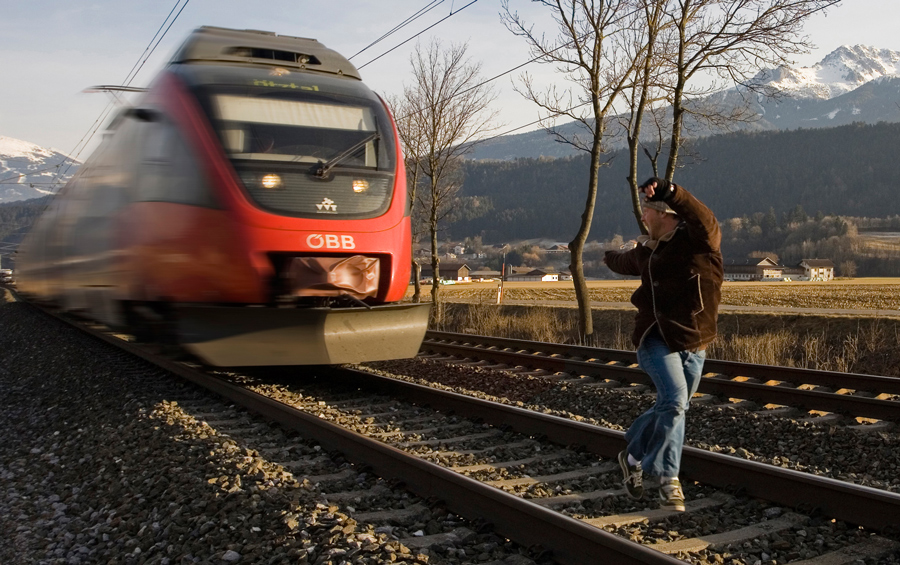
[261,174,282,190]
[352,179,369,193]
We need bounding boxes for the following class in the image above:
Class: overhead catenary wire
[357,0,480,70]
[9,2,631,191]
[389,2,656,155]
[5,0,461,187]
[120,0,187,87]
[50,0,193,189]
[0,0,193,190]
[4,0,484,186]
[349,0,446,60]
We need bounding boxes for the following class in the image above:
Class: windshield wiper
[315,132,380,178]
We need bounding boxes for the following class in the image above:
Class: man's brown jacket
[604,184,723,351]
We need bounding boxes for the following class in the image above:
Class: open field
[409,279,900,311]
[410,279,900,375]
[859,232,900,253]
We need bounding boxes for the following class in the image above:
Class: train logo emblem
[306,234,356,249]
[316,198,337,213]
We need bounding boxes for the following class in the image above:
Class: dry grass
[438,303,900,377]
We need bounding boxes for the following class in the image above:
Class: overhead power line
[349,0,446,60]
[5,0,193,193]
[357,0,480,70]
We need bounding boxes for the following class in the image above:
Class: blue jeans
[625,328,706,478]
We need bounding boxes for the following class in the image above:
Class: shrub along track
[11,294,900,565]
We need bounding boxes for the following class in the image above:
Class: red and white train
[17,26,429,366]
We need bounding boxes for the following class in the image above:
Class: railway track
[421,330,900,425]
[26,304,900,564]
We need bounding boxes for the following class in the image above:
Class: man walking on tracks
[603,177,723,511]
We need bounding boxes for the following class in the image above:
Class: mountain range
[467,45,900,161]
[0,136,79,203]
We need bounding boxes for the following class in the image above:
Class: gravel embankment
[369,358,900,495]
[0,293,536,565]
[364,359,900,563]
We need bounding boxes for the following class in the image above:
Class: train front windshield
[192,69,397,219]
[215,95,381,167]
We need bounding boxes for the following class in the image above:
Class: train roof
[170,26,361,80]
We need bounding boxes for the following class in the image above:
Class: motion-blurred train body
[17,26,429,366]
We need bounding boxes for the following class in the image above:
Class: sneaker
[617,450,643,499]
[659,478,686,512]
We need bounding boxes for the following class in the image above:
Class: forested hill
[0,196,50,268]
[452,121,900,243]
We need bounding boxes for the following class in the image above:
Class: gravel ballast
[0,293,536,565]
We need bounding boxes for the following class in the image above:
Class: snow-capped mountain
[467,45,900,160]
[0,136,79,203]
[752,45,900,100]
[736,45,900,131]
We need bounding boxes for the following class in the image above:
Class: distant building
[724,256,831,281]
[470,270,501,281]
[800,259,835,281]
[723,256,783,281]
[507,269,559,282]
[426,262,470,282]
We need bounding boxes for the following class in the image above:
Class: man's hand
[639,177,672,201]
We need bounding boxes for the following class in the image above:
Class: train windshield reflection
[213,94,381,168]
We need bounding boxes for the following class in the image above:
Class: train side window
[137,121,173,202]
[137,120,218,208]
[170,132,219,208]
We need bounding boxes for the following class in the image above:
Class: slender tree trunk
[627,137,644,231]
[429,180,441,323]
[569,121,604,341]
[666,87,686,181]
[627,19,657,235]
[408,165,422,303]
[666,14,689,181]
[412,260,421,303]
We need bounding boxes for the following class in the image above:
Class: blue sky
[2,0,897,157]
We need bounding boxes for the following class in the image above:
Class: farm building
[470,270,502,281]
[506,269,559,282]
[799,259,835,281]
[724,256,831,281]
[723,257,785,281]
[426,263,471,282]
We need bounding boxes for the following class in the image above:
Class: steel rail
[426,330,900,395]
[30,306,682,565]
[328,367,900,533]
[423,332,900,421]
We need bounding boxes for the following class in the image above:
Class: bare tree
[658,0,842,180]
[502,0,641,340]
[615,0,670,233]
[396,39,499,320]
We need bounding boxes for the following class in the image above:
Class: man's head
[641,200,679,239]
